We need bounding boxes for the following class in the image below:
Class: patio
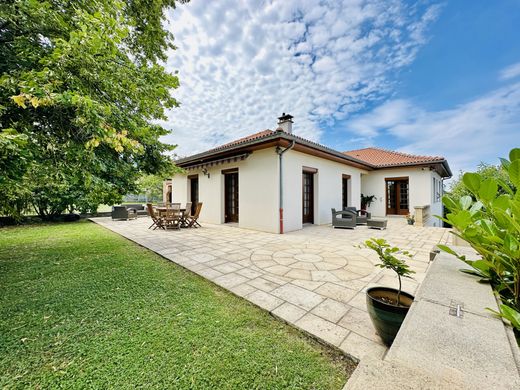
[92,217,452,361]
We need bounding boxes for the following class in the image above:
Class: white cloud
[160,0,441,156]
[499,62,520,80]
[343,82,520,178]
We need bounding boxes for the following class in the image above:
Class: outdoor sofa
[331,208,356,229]
[111,206,137,220]
[123,204,148,217]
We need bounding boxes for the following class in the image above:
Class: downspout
[276,140,295,234]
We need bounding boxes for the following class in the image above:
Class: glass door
[385,178,409,215]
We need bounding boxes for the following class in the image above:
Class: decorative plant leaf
[437,244,457,256]
[479,179,498,202]
[509,160,520,187]
[462,173,481,195]
[459,195,473,211]
[509,148,520,162]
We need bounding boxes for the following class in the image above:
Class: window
[432,177,442,203]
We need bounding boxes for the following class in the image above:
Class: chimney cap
[277,113,294,123]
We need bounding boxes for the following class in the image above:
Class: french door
[386,178,409,215]
[224,172,239,223]
[342,175,350,209]
[302,172,314,223]
[189,176,198,215]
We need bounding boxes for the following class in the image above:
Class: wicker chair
[343,206,371,225]
[331,208,356,229]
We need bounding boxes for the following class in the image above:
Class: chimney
[277,113,294,134]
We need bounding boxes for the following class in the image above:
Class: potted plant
[405,213,415,225]
[360,194,376,210]
[362,238,415,346]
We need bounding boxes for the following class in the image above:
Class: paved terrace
[92,217,451,361]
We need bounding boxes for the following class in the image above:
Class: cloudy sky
[161,0,520,179]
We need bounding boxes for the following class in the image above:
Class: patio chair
[146,203,165,230]
[186,202,203,228]
[181,202,192,227]
[344,206,371,225]
[164,203,182,230]
[331,208,356,229]
[112,206,137,220]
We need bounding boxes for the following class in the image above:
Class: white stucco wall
[282,150,366,233]
[429,171,444,227]
[360,167,443,226]
[171,148,280,233]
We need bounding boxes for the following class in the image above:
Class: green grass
[0,221,354,389]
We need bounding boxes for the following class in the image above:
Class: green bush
[438,148,520,332]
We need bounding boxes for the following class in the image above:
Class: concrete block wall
[345,249,520,389]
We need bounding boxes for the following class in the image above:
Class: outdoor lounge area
[92,215,451,361]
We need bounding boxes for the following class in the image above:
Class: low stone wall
[345,248,520,389]
[413,205,430,227]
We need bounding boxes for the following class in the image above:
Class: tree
[0,0,184,219]
[136,174,165,202]
[448,163,514,201]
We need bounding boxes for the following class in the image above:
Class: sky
[160,0,520,180]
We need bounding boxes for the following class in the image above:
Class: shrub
[438,148,520,333]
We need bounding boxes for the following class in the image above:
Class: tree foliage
[439,148,520,332]
[448,163,514,201]
[136,174,165,202]
[0,0,184,219]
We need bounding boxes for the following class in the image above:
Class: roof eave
[176,132,373,170]
[372,160,452,178]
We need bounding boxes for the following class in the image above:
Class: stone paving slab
[91,217,451,361]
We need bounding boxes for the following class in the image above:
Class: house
[171,114,452,233]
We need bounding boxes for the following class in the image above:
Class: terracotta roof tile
[209,129,274,151]
[343,147,445,167]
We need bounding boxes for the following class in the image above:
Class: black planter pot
[366,287,414,346]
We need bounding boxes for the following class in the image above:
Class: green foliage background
[0,0,183,219]
[448,162,513,201]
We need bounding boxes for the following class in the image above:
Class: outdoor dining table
[155,206,188,228]
[155,207,186,213]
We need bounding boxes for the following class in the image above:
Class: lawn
[0,221,355,389]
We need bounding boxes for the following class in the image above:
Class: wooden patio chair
[181,202,192,227]
[164,203,182,230]
[147,203,165,230]
[186,202,203,228]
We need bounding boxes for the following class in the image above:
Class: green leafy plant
[361,238,415,306]
[361,194,376,209]
[437,148,520,332]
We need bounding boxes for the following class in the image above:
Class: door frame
[188,174,199,215]
[342,174,351,209]
[223,169,239,223]
[385,176,409,215]
[302,169,316,224]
